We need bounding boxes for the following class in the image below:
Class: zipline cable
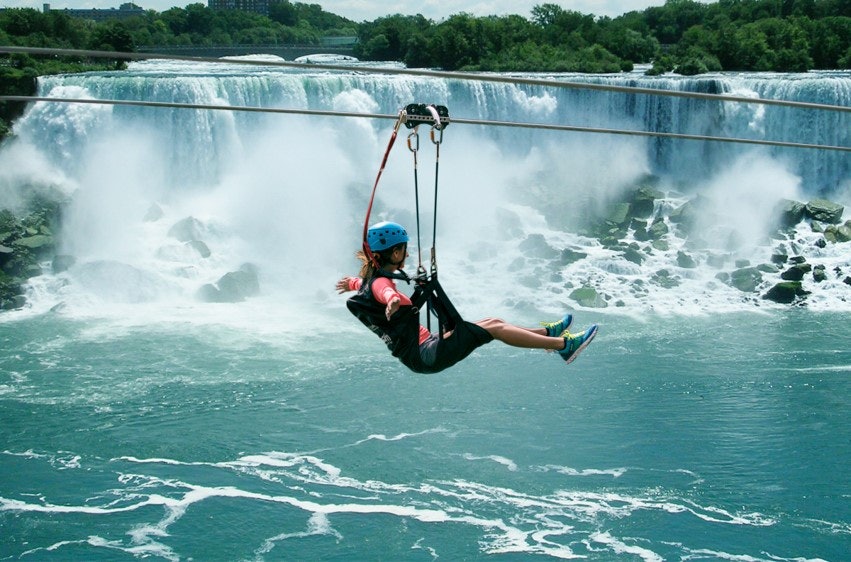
[1,46,850,115]
[1,94,848,153]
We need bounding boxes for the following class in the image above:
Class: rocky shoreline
[551,180,849,308]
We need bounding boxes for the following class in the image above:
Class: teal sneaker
[559,324,598,365]
[541,313,573,337]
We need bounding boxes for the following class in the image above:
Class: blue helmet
[367,221,409,252]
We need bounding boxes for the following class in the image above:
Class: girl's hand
[385,296,401,320]
[336,277,353,294]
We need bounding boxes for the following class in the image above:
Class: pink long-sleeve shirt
[347,276,431,345]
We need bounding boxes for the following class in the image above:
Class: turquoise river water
[1,309,849,561]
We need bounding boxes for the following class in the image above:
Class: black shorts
[419,321,494,372]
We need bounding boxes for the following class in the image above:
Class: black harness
[346,269,463,373]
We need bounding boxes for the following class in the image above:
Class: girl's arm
[371,277,407,320]
[336,276,361,294]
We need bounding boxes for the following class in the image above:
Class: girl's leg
[475,318,565,350]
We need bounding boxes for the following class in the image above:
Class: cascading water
[1,58,848,319]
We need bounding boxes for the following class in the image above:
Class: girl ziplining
[336,222,597,374]
[336,104,597,374]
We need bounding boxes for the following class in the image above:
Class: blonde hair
[356,249,378,280]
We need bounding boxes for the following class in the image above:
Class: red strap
[362,113,405,267]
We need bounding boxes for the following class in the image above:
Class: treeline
[0,1,356,132]
[0,0,849,77]
[356,0,851,73]
[0,2,355,53]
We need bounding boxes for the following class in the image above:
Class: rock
[630,219,647,231]
[706,253,727,268]
[560,249,587,265]
[730,267,762,292]
[495,208,524,240]
[813,265,827,283]
[168,217,204,242]
[805,199,844,224]
[52,255,76,274]
[648,218,669,239]
[762,281,809,304]
[622,246,645,265]
[569,286,608,308]
[775,199,805,227]
[197,263,260,303]
[669,194,713,234]
[187,240,211,258]
[144,204,164,222]
[0,244,12,254]
[519,234,559,259]
[652,269,680,288]
[630,185,663,218]
[677,251,697,268]
[13,234,53,250]
[824,222,851,243]
[781,263,812,281]
[734,259,751,268]
[757,263,779,273]
[1,293,26,310]
[770,252,788,265]
[633,225,651,242]
[605,202,632,227]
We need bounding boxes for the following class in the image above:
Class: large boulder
[569,286,608,308]
[775,199,805,228]
[52,254,76,274]
[652,269,680,288]
[605,202,632,227]
[730,267,762,292]
[648,217,669,239]
[519,234,559,259]
[805,199,844,224]
[168,217,205,242]
[823,221,851,243]
[630,185,663,218]
[780,263,812,281]
[677,251,697,268]
[560,248,588,265]
[763,281,809,304]
[197,263,260,303]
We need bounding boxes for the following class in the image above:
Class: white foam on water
[0,447,797,560]
[462,453,519,471]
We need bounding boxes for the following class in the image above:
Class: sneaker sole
[564,324,598,365]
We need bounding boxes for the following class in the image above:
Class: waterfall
[1,59,849,318]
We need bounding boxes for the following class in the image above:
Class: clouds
[7,0,668,21]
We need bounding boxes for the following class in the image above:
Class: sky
[3,0,673,22]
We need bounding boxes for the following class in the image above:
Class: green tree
[88,21,134,52]
[269,1,298,26]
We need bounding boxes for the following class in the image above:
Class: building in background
[39,3,145,21]
[208,0,270,16]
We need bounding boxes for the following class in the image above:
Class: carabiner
[430,125,444,146]
[407,126,420,153]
